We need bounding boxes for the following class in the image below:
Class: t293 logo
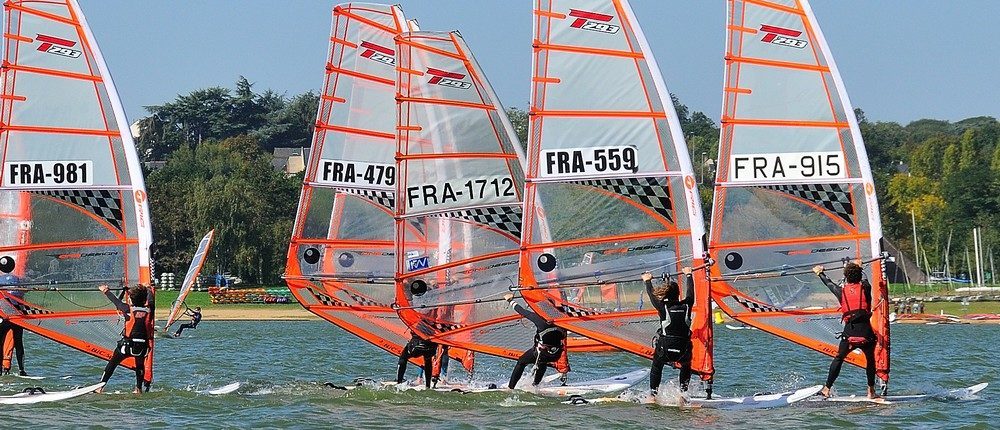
[569,9,620,34]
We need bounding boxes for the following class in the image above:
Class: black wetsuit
[819,274,876,388]
[396,334,437,388]
[0,318,25,375]
[100,291,150,391]
[507,301,566,390]
[646,274,694,393]
[174,310,202,336]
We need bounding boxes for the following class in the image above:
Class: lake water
[2,321,995,428]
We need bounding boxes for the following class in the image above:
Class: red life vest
[839,282,870,321]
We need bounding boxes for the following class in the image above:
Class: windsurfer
[173,307,202,337]
[503,293,570,390]
[396,332,437,389]
[96,285,153,395]
[642,268,695,397]
[813,262,879,399]
[0,275,28,376]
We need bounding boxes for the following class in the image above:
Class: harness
[118,306,151,357]
[659,301,692,337]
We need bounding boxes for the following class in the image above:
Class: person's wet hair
[844,263,863,283]
[128,285,149,306]
[654,281,680,302]
[665,281,680,302]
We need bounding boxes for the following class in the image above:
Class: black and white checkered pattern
[569,178,674,222]
[341,189,395,210]
[34,190,124,232]
[12,301,53,315]
[433,205,522,239]
[348,292,388,308]
[558,302,603,318]
[732,295,780,313]
[307,286,347,308]
[760,184,855,227]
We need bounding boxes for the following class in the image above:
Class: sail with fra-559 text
[518,0,713,379]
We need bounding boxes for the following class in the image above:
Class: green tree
[147,135,298,284]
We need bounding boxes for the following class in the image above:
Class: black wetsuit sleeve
[645,280,666,320]
[862,280,873,308]
[818,273,842,300]
[104,290,130,314]
[512,301,548,331]
[681,274,695,307]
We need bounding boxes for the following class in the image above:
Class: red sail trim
[325,63,394,87]
[531,109,666,118]
[1,124,119,137]
[285,280,468,367]
[315,122,395,141]
[533,42,643,59]
[4,2,80,26]
[1,61,103,82]
[725,56,830,73]
[6,311,140,370]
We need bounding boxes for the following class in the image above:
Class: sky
[74,0,1000,125]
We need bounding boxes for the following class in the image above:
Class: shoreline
[189,306,1000,324]
[195,307,321,321]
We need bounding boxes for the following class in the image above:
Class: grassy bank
[920,301,1000,316]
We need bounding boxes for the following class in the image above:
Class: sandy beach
[197,307,320,321]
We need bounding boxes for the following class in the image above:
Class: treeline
[138,79,997,284]
[140,78,309,284]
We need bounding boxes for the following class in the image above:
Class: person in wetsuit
[813,262,879,399]
[173,307,202,337]
[396,332,438,389]
[504,293,570,390]
[643,267,695,397]
[0,275,28,376]
[96,284,153,394]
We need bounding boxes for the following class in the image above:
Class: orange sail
[393,31,535,360]
[283,4,469,370]
[0,0,154,383]
[710,0,888,383]
[519,0,713,379]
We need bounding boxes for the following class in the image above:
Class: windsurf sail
[393,30,535,359]
[709,0,888,383]
[283,3,471,369]
[517,0,712,378]
[0,0,154,383]
[163,229,213,330]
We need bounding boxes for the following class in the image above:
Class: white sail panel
[0,0,153,381]
[164,230,213,329]
[711,0,888,382]
[521,0,712,378]
[394,31,532,359]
